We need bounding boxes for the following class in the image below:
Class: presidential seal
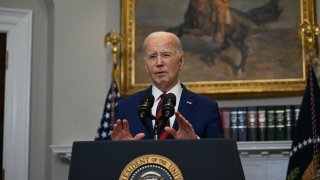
[119,154,183,180]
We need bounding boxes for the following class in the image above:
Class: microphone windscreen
[164,93,176,106]
[137,94,155,132]
[143,94,155,108]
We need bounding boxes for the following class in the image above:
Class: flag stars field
[104,112,110,119]
[101,132,107,138]
[103,122,109,128]
[303,140,307,146]
[289,136,320,157]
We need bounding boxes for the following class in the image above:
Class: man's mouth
[155,71,166,75]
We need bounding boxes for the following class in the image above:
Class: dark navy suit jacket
[113,84,223,139]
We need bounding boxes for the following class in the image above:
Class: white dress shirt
[151,82,183,128]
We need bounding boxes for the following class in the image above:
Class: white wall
[52,0,119,145]
[51,0,120,179]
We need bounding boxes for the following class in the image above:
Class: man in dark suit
[111,31,223,140]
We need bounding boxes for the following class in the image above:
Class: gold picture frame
[120,0,316,99]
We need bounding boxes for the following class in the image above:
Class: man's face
[144,35,184,92]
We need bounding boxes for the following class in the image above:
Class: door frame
[0,8,32,180]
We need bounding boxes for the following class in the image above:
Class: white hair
[143,31,184,55]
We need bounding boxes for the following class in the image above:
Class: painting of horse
[133,0,302,83]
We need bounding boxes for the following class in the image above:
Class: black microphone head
[137,94,155,120]
[162,93,176,118]
[143,94,155,108]
[164,93,176,106]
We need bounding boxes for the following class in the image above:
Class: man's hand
[111,119,145,140]
[164,112,197,139]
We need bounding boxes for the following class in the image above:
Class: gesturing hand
[164,112,197,139]
[111,119,145,140]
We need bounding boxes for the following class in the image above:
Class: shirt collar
[152,82,183,100]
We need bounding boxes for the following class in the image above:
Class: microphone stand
[151,115,160,140]
[146,115,159,140]
[153,116,170,140]
[153,123,159,140]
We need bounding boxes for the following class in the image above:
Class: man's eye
[163,54,171,57]
[148,55,156,59]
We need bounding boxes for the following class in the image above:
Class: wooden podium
[68,139,245,180]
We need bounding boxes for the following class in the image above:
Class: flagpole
[104,29,121,89]
[104,30,122,132]
[299,19,319,64]
[104,29,121,64]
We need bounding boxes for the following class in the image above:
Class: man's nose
[155,55,163,65]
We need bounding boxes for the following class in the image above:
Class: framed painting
[120,0,316,99]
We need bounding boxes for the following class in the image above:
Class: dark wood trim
[0,33,6,180]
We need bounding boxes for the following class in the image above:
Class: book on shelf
[293,105,300,139]
[247,106,258,141]
[266,106,276,141]
[219,104,300,142]
[219,108,230,138]
[230,107,238,141]
[237,107,247,141]
[275,106,285,140]
[285,105,294,140]
[257,107,267,141]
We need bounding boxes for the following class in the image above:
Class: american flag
[95,77,121,140]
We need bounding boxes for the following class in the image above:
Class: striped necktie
[155,94,170,140]
[155,94,165,120]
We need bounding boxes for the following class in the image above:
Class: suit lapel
[173,87,195,130]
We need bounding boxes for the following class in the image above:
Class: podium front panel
[68,139,245,180]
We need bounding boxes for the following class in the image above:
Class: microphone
[137,94,155,120]
[158,93,176,131]
[162,93,176,119]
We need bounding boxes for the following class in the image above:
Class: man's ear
[144,59,149,73]
[179,55,185,71]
